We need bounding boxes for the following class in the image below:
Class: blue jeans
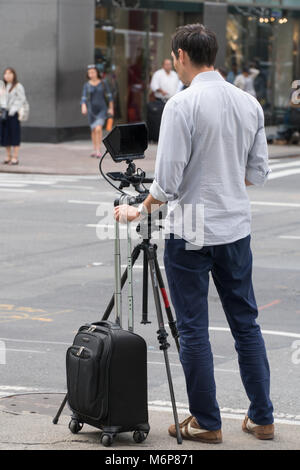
[164,234,274,431]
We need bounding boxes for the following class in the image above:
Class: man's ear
[178,48,185,64]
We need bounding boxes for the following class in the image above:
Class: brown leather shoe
[168,415,222,444]
[242,415,274,440]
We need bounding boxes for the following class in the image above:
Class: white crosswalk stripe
[0,173,99,193]
[268,158,300,180]
[0,386,64,398]
[0,157,299,194]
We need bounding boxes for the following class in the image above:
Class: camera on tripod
[100,122,166,238]
[102,122,152,203]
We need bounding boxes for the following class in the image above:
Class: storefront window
[95,2,203,123]
[226,6,300,125]
[283,1,300,6]
[228,1,280,4]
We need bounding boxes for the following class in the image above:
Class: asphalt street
[0,157,299,428]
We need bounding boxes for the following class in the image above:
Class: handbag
[18,98,30,122]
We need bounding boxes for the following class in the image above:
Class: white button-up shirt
[149,71,270,247]
[150,68,180,100]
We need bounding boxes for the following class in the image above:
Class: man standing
[115,24,274,444]
[234,65,260,97]
[150,58,180,101]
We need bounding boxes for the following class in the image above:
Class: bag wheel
[133,430,147,443]
[101,433,114,447]
[69,419,83,434]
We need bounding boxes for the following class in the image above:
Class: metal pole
[114,217,122,326]
[127,219,134,332]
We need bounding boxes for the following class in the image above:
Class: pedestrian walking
[234,66,260,98]
[1,68,27,165]
[227,63,239,84]
[81,65,114,159]
[115,23,274,444]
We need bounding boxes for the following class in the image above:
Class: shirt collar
[190,71,225,86]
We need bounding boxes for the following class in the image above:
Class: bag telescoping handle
[127,201,134,333]
[114,199,122,327]
[114,195,135,332]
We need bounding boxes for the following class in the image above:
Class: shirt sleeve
[245,104,271,186]
[9,83,26,116]
[234,75,244,90]
[103,81,113,103]
[0,81,5,108]
[81,83,88,104]
[150,71,160,93]
[249,68,260,80]
[149,99,191,203]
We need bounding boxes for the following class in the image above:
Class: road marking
[52,184,94,190]
[0,188,35,193]
[68,200,110,205]
[0,337,70,346]
[0,180,53,186]
[0,306,72,324]
[0,173,98,182]
[251,201,300,208]
[2,322,299,346]
[279,235,300,240]
[210,326,300,339]
[0,339,226,359]
[0,183,27,188]
[0,390,298,425]
[269,160,300,170]
[0,348,45,354]
[268,168,300,180]
[148,361,238,373]
[259,299,281,310]
[0,386,43,392]
[148,401,300,425]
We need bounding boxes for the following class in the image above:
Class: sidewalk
[0,393,299,450]
[0,140,299,176]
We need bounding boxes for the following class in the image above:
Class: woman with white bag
[1,68,29,165]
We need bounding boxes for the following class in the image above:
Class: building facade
[0,0,299,141]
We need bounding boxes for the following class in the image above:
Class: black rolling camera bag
[66,320,150,446]
[146,99,165,142]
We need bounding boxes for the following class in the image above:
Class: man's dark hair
[171,24,218,67]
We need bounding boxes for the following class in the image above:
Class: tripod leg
[53,393,68,424]
[153,250,180,353]
[141,249,151,324]
[146,244,182,445]
[102,244,141,321]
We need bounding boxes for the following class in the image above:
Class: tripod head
[107,160,153,196]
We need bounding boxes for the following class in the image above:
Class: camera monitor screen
[103,123,148,162]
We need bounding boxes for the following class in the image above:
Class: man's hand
[114,194,164,224]
[114,204,140,224]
